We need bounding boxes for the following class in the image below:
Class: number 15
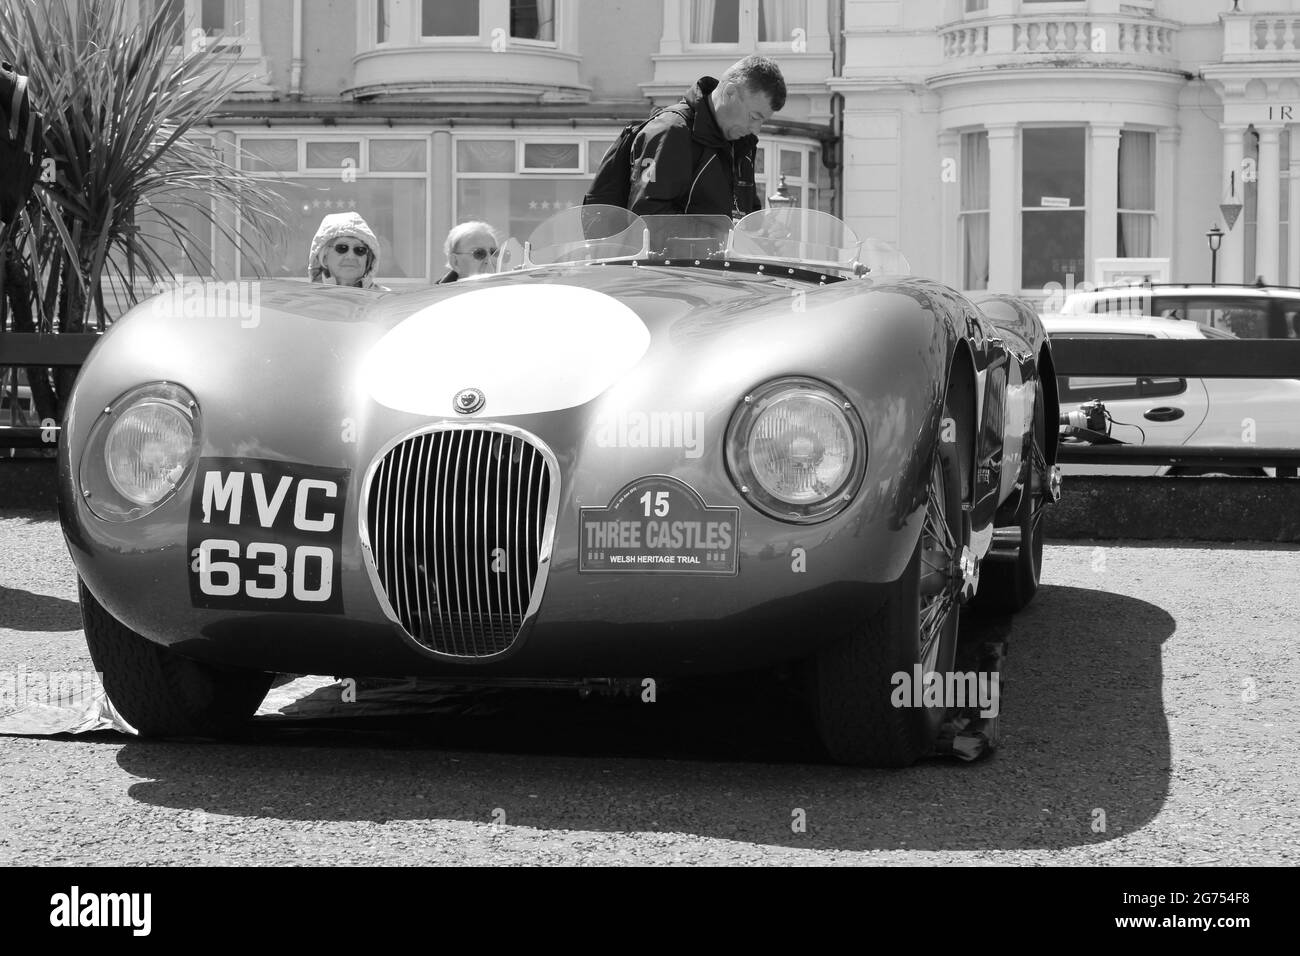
[640,490,669,517]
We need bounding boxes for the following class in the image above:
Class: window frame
[958,129,990,291]
[752,139,822,212]
[1020,124,1088,293]
[1117,127,1157,260]
[683,0,811,54]
[234,132,433,283]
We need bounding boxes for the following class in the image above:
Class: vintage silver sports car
[59,206,1061,766]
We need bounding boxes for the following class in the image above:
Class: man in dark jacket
[628,55,786,220]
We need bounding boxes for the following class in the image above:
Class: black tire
[79,580,272,737]
[807,427,964,767]
[971,380,1046,614]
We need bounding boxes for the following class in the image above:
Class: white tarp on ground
[0,675,485,737]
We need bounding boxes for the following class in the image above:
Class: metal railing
[0,333,99,448]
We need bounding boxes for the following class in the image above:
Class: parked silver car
[1044,312,1300,476]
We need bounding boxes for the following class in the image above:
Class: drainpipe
[289,0,304,100]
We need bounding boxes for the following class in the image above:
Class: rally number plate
[579,475,739,575]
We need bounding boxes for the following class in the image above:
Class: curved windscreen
[521,203,909,274]
[729,209,861,268]
[857,238,911,277]
[527,205,646,265]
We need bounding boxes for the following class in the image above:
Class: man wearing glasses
[438,221,501,284]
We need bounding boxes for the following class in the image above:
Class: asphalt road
[1,508,1296,865]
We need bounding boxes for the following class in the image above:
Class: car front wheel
[807,431,964,767]
[79,580,273,738]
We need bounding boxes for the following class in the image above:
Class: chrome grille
[364,427,555,657]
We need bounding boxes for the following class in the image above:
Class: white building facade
[840,0,1300,296]
[129,1,1300,296]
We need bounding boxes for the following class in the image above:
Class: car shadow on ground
[111,583,1175,851]
[0,585,84,632]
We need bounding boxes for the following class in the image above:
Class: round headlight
[104,400,194,504]
[78,382,201,522]
[727,378,866,523]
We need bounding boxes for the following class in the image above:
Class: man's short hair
[444,220,498,260]
[722,55,787,113]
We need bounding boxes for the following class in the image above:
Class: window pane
[755,147,765,176]
[423,0,478,36]
[305,141,361,169]
[587,140,615,174]
[523,143,580,169]
[1150,298,1275,338]
[1021,210,1085,289]
[371,140,427,172]
[1022,127,1085,207]
[377,0,389,42]
[242,179,427,280]
[456,179,588,248]
[458,140,515,173]
[240,138,297,172]
[511,0,555,41]
[963,211,989,290]
[1118,130,1154,211]
[201,0,225,33]
[966,0,988,10]
[130,194,215,276]
[960,131,989,212]
[780,148,801,178]
[690,0,738,43]
[758,0,806,43]
[1118,213,1153,258]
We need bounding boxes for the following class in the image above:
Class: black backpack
[0,61,43,227]
[583,105,702,209]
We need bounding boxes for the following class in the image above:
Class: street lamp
[767,174,797,210]
[1206,223,1224,285]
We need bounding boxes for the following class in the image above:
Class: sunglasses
[332,242,370,256]
[457,246,499,261]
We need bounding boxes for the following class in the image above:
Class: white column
[1288,132,1300,286]
[1089,123,1122,283]
[1157,127,1179,271]
[939,129,960,289]
[658,0,682,54]
[1257,125,1283,283]
[1220,125,1246,284]
[987,124,1017,291]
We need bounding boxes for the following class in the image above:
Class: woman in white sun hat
[307,211,389,290]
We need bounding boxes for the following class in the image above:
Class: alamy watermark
[149,273,261,328]
[1040,273,1151,314]
[0,669,105,712]
[891,665,1000,718]
[594,411,705,459]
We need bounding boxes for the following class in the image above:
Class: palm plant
[0,0,289,424]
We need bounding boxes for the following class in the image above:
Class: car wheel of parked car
[79,580,273,738]
[807,419,964,767]
[971,381,1046,615]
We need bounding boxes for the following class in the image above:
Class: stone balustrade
[1222,13,1300,61]
[940,15,1176,63]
